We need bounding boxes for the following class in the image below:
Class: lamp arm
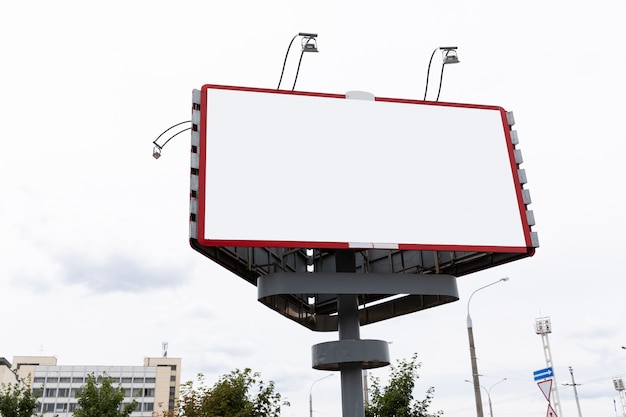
[423,48,438,100]
[467,278,508,327]
[292,49,306,91]
[160,127,192,149]
[435,63,446,101]
[153,120,192,147]
[277,34,299,90]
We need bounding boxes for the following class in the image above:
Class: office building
[1,355,181,417]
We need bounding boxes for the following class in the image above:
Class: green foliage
[178,369,288,417]
[0,378,40,417]
[365,354,443,417]
[73,373,137,417]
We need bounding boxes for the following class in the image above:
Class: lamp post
[464,378,507,417]
[486,378,507,417]
[467,277,509,417]
[309,374,333,417]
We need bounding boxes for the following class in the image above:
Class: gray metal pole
[466,278,508,417]
[338,293,364,417]
[467,324,484,417]
[336,250,364,417]
[487,378,506,417]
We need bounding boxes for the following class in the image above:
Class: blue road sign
[533,367,554,381]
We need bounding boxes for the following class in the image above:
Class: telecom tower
[535,316,563,416]
[613,378,626,417]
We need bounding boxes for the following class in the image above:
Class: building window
[170,365,177,371]
[60,377,71,383]
[124,388,132,397]
[143,403,154,412]
[45,388,56,397]
[73,377,84,384]
[145,378,155,383]
[122,377,132,384]
[132,388,143,397]
[69,403,78,412]
[123,402,139,412]
[43,403,55,413]
[70,388,82,397]
[143,388,154,397]
[34,377,45,383]
[46,377,59,383]
[55,403,68,413]
[57,388,70,397]
[133,377,144,383]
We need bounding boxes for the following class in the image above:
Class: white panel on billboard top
[196,84,532,252]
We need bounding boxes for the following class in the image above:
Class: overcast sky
[2,1,625,417]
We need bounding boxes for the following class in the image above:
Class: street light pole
[309,374,333,417]
[466,277,509,417]
[486,378,507,417]
[464,378,507,417]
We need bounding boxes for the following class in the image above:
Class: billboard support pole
[338,293,365,417]
[336,250,365,417]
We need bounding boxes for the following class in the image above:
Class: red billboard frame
[194,84,535,254]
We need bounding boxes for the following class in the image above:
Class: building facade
[0,357,19,386]
[4,355,181,417]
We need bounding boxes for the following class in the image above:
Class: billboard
[191,84,536,253]
[188,84,538,330]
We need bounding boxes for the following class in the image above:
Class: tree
[365,354,443,417]
[73,373,137,417]
[178,369,288,417]
[0,379,40,417]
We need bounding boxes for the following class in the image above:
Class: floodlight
[301,37,318,53]
[152,145,162,159]
[442,48,460,64]
[423,46,461,101]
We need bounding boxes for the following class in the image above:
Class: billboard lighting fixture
[277,32,319,91]
[152,145,162,159]
[301,36,318,53]
[439,46,461,65]
[423,46,460,101]
[151,120,192,159]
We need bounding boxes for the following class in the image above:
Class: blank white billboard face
[196,85,532,252]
